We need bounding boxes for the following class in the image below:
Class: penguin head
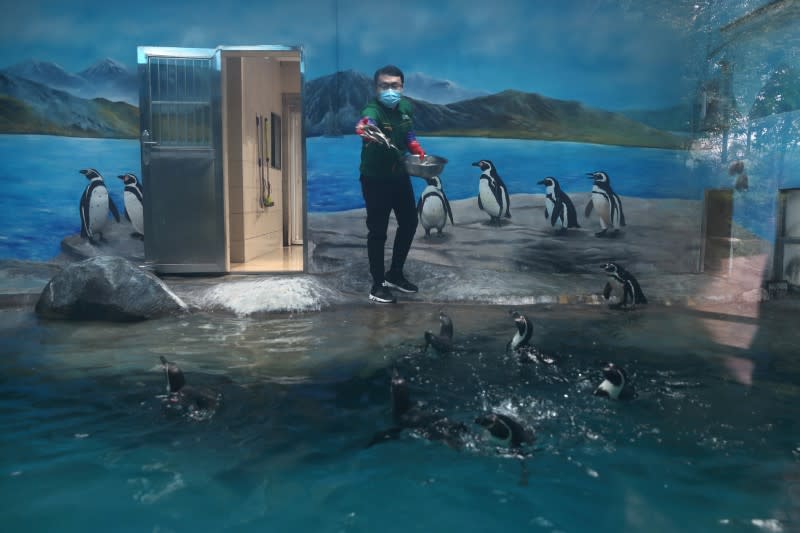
[438,310,454,339]
[508,310,533,349]
[474,413,511,444]
[537,176,556,188]
[594,362,629,400]
[602,262,620,275]
[471,160,493,172]
[80,168,102,180]
[425,175,443,189]
[587,171,610,185]
[159,356,186,393]
[117,172,139,185]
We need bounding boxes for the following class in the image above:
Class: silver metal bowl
[403,154,448,178]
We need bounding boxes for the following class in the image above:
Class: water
[1,302,799,532]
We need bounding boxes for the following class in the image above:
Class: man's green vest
[359,98,414,179]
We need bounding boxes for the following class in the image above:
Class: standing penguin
[593,362,636,400]
[424,310,454,354]
[117,172,144,239]
[537,176,580,234]
[417,175,455,236]
[80,168,120,244]
[585,171,625,237]
[602,262,647,309]
[472,160,511,225]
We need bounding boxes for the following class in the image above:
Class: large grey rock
[35,256,187,321]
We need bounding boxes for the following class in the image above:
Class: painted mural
[1,0,799,301]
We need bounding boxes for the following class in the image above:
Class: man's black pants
[360,175,418,285]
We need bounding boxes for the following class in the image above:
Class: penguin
[506,311,556,365]
[417,175,455,236]
[602,262,647,309]
[584,171,625,237]
[117,172,144,239]
[593,362,636,400]
[367,369,469,449]
[79,168,120,244]
[472,160,511,225]
[537,176,580,234]
[474,412,535,451]
[159,356,222,420]
[424,310,454,354]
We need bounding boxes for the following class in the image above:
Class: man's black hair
[374,65,404,85]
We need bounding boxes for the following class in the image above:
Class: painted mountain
[304,71,689,149]
[2,58,138,105]
[402,72,488,104]
[0,73,138,138]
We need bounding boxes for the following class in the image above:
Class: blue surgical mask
[378,89,402,108]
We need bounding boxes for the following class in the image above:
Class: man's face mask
[378,89,402,108]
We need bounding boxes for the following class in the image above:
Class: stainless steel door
[137,47,227,273]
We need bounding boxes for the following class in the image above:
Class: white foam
[197,276,347,315]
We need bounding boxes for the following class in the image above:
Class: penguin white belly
[479,179,502,217]
[592,191,611,230]
[421,194,446,231]
[89,187,110,234]
[124,190,144,235]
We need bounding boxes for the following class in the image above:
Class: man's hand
[408,139,425,160]
[355,117,375,141]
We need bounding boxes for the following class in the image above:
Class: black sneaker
[369,283,396,303]
[383,272,418,293]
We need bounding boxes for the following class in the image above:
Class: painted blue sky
[0,0,765,110]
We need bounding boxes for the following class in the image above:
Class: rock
[35,256,188,321]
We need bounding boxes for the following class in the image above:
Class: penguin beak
[586,173,597,179]
[471,161,480,167]
[536,179,546,185]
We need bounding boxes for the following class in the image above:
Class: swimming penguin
[117,172,144,239]
[417,175,455,236]
[367,368,469,449]
[506,311,554,365]
[584,171,625,237]
[79,168,120,244]
[472,160,511,225]
[474,412,535,451]
[424,311,454,354]
[593,362,636,400]
[537,176,580,234]
[602,262,647,309]
[159,356,221,420]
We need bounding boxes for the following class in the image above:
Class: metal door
[137,47,227,273]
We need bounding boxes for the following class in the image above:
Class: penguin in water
[417,175,455,236]
[474,412,536,452]
[79,168,120,244]
[506,311,554,365]
[593,362,636,400]
[159,356,222,420]
[472,160,511,225]
[367,368,469,449]
[117,172,144,239]
[584,171,625,237]
[424,310,454,354]
[538,176,580,234]
[601,262,647,309]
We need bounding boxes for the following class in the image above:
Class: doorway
[137,45,305,275]
[774,188,800,286]
[700,188,734,274]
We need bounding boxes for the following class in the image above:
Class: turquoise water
[1,302,799,532]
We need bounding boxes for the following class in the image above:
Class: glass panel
[147,56,213,146]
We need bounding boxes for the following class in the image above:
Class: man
[355,65,426,304]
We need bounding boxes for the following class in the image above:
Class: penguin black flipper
[489,181,504,215]
[108,195,121,223]
[416,195,424,218]
[79,191,92,240]
[551,197,564,227]
[124,207,131,223]
[615,193,626,227]
[499,177,512,218]
[477,192,484,212]
[585,199,594,217]
[603,281,613,300]
[564,195,580,228]
[442,193,455,225]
